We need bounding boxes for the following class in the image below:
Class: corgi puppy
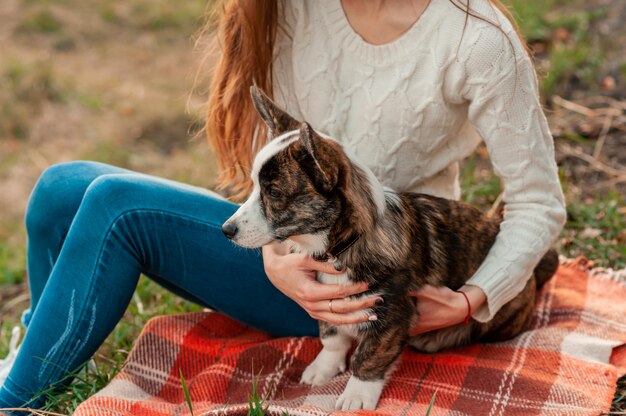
[222,86,558,410]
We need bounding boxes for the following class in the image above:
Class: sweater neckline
[322,0,438,65]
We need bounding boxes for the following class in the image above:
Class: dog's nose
[222,221,238,239]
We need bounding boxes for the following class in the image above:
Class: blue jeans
[0,161,317,411]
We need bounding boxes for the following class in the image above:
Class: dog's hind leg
[336,324,408,410]
[300,322,352,386]
[409,323,474,353]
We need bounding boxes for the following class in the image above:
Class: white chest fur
[317,270,375,338]
[317,270,351,286]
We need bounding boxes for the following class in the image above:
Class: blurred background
[0,0,625,412]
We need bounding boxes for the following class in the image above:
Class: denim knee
[24,161,102,238]
[80,174,157,221]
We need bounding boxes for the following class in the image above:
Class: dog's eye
[267,188,283,199]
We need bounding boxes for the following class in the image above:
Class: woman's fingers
[314,310,375,326]
[302,255,346,274]
[305,294,382,314]
[293,254,380,325]
[302,280,369,302]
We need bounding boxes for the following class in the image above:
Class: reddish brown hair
[205,0,527,199]
[205,0,278,199]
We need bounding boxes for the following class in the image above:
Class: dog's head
[222,86,385,254]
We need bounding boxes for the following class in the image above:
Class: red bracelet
[457,290,472,324]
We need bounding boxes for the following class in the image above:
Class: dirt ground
[527,0,626,199]
[0,0,216,241]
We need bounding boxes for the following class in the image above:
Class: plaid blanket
[75,258,626,416]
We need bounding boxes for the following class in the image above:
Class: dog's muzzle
[221,201,274,248]
[221,220,238,239]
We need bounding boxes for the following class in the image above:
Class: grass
[461,153,626,269]
[0,0,624,413]
[0,243,26,286]
[542,34,604,99]
[180,369,195,416]
[0,354,125,415]
[37,359,124,414]
[0,59,65,141]
[460,153,502,208]
[425,390,437,416]
[100,1,209,34]
[17,9,63,34]
[248,368,269,416]
[561,192,626,268]
[508,0,607,98]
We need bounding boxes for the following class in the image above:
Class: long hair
[204,0,527,199]
[205,0,277,199]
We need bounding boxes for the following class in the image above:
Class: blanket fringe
[589,266,626,283]
[560,255,626,284]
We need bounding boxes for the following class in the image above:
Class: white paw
[335,376,384,410]
[300,349,347,386]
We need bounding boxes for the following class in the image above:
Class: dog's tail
[533,248,559,288]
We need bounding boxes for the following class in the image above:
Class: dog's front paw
[300,349,347,386]
[335,376,384,410]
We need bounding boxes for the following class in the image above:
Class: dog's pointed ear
[250,85,299,137]
[297,122,337,193]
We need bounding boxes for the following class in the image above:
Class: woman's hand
[262,243,379,325]
[408,285,487,336]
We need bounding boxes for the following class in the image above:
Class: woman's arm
[409,20,565,332]
[408,285,487,335]
[459,23,567,322]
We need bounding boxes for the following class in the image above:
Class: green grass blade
[425,390,437,416]
[179,368,194,416]
[247,364,268,416]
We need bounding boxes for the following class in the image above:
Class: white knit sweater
[271,0,566,321]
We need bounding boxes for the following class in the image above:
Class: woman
[0,0,566,411]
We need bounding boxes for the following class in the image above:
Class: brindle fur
[238,87,559,406]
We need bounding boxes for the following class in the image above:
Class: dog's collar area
[313,233,360,263]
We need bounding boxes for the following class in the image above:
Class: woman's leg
[23,161,136,327]
[0,171,316,411]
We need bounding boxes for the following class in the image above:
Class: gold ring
[329,299,335,314]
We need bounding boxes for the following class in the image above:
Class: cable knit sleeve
[460,24,567,322]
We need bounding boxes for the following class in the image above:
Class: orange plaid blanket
[75,259,626,416]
